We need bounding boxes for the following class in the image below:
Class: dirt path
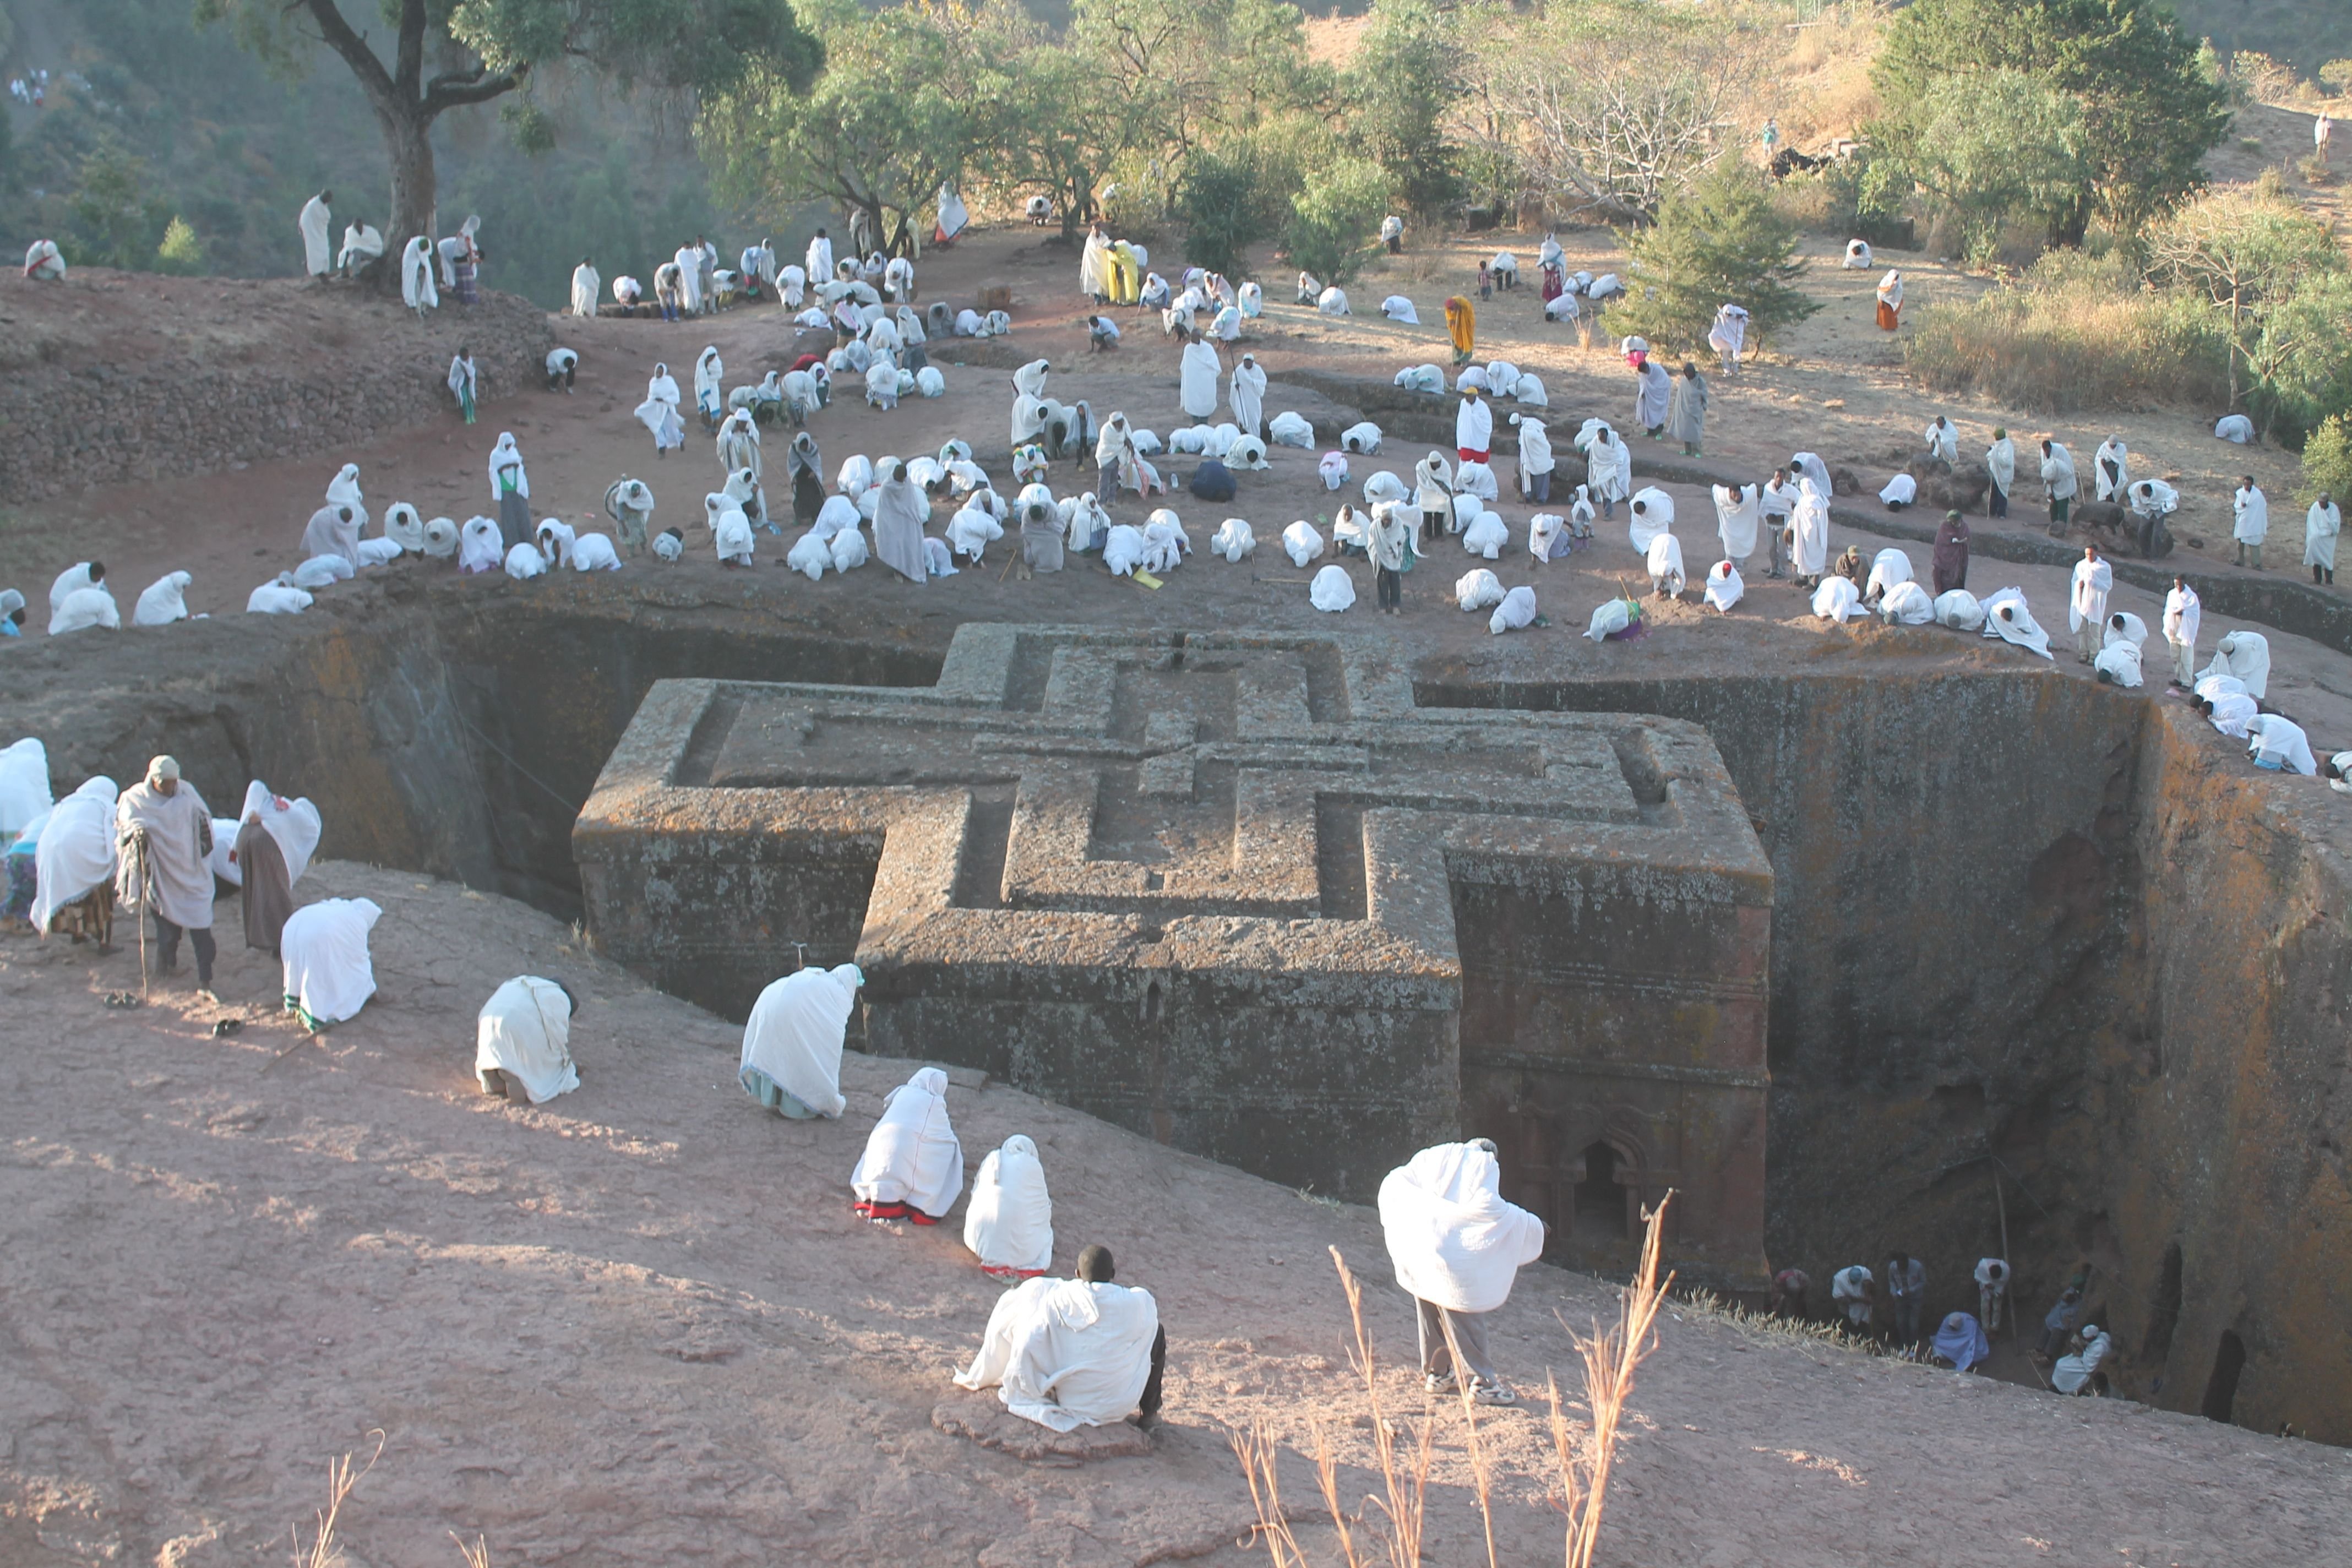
[5,859,2348,1567]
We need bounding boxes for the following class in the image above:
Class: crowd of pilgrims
[6,200,2350,1428]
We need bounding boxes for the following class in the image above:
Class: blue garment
[1,619,18,635]
[1189,460,1237,503]
[1933,1311,1991,1371]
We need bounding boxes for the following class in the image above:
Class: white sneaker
[1471,1380,1518,1407]
[1424,1370,1458,1395]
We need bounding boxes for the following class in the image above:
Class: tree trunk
[383,102,439,293]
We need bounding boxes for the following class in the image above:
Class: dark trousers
[1376,565,1402,609]
[2315,565,2334,585]
[1422,507,1449,543]
[1139,1325,1167,1419]
[1522,469,1550,502]
[153,913,216,986]
[1988,483,2008,518]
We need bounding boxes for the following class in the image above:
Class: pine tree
[1609,165,1818,355]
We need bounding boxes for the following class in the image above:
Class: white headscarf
[133,571,192,626]
[476,976,579,1103]
[850,1066,963,1217]
[488,433,529,500]
[964,1135,1054,1274]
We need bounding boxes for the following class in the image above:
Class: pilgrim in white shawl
[476,976,581,1104]
[955,1243,1164,1430]
[740,965,861,1117]
[32,776,119,936]
[115,756,215,994]
[2068,546,2113,663]
[851,1066,963,1221]
[2307,492,2340,585]
[2233,476,2269,569]
[570,258,600,317]
[871,462,928,583]
[447,347,477,424]
[298,190,333,277]
[965,1135,1054,1278]
[280,897,381,1032]
[1379,1140,1545,1403]
[639,363,685,456]
[133,571,192,627]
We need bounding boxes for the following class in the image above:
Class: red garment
[1458,447,1489,464]
[1541,265,1564,303]
[790,352,825,373]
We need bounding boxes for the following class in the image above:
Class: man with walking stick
[116,756,218,1003]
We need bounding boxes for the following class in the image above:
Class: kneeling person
[476,975,580,1103]
[956,1243,1164,1430]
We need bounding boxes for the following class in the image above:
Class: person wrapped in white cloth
[964,1134,1054,1278]
[31,776,118,934]
[1704,560,1743,613]
[2245,713,2317,774]
[279,896,382,1031]
[851,1065,963,1222]
[2200,628,2269,698]
[955,1242,1164,1431]
[2067,546,2112,663]
[1981,587,2054,658]
[476,976,581,1104]
[1489,585,1537,635]
[1379,1139,1545,1404]
[2051,1324,2113,1395]
[116,755,217,995]
[1647,530,1685,598]
[1310,563,1356,611]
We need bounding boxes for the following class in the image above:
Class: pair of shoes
[1470,1380,1518,1407]
[1424,1370,1458,1395]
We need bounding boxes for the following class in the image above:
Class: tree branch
[421,63,529,116]
[395,0,423,100]
[301,0,396,114]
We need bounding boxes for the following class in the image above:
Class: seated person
[2051,1322,2112,1395]
[475,975,581,1104]
[955,1243,1164,1431]
[850,1066,962,1222]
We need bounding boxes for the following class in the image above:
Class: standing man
[2164,576,2201,690]
[1975,1256,2011,1333]
[1985,427,2014,518]
[298,190,334,278]
[2234,475,2268,569]
[806,226,835,293]
[1456,384,1493,472]
[1885,1251,1926,1348]
[1379,1139,1546,1405]
[1368,501,1412,617]
[2305,491,2340,586]
[1666,362,1709,457]
[2040,438,2077,530]
[116,756,217,1000]
[2070,545,2113,665]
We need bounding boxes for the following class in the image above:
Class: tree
[1460,0,1752,222]
[1606,164,1819,353]
[1863,70,2088,268]
[700,0,1007,258]
[156,216,206,275]
[1346,0,1463,217]
[194,0,819,282]
[1281,157,1389,286]
[1872,0,2231,244]
[2248,273,2352,444]
[2146,180,2345,423]
[65,141,170,270]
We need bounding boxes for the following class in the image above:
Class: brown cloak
[235,819,295,954]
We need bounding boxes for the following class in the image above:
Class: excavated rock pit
[7,573,2349,1445]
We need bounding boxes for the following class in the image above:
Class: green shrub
[1606,164,1818,353]
[155,215,203,274]
[1281,157,1388,287]
[2302,415,2352,508]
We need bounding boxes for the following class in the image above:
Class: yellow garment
[1109,244,1141,307]
[1445,296,1475,356]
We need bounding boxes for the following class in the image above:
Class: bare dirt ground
[7,859,2350,1568]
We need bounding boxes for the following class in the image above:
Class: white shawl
[31,776,118,930]
[476,977,579,1104]
[739,964,859,1117]
[280,897,382,1025]
[963,1135,1054,1274]
[850,1066,963,1216]
[955,1275,1159,1431]
[1377,1142,1545,1314]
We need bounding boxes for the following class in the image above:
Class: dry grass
[1232,1195,1675,1568]
[1902,252,2233,414]
[452,1532,494,1568]
[291,1433,383,1568]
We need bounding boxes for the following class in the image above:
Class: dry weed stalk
[1550,1193,1674,1568]
[451,1530,494,1568]
[291,1431,384,1568]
